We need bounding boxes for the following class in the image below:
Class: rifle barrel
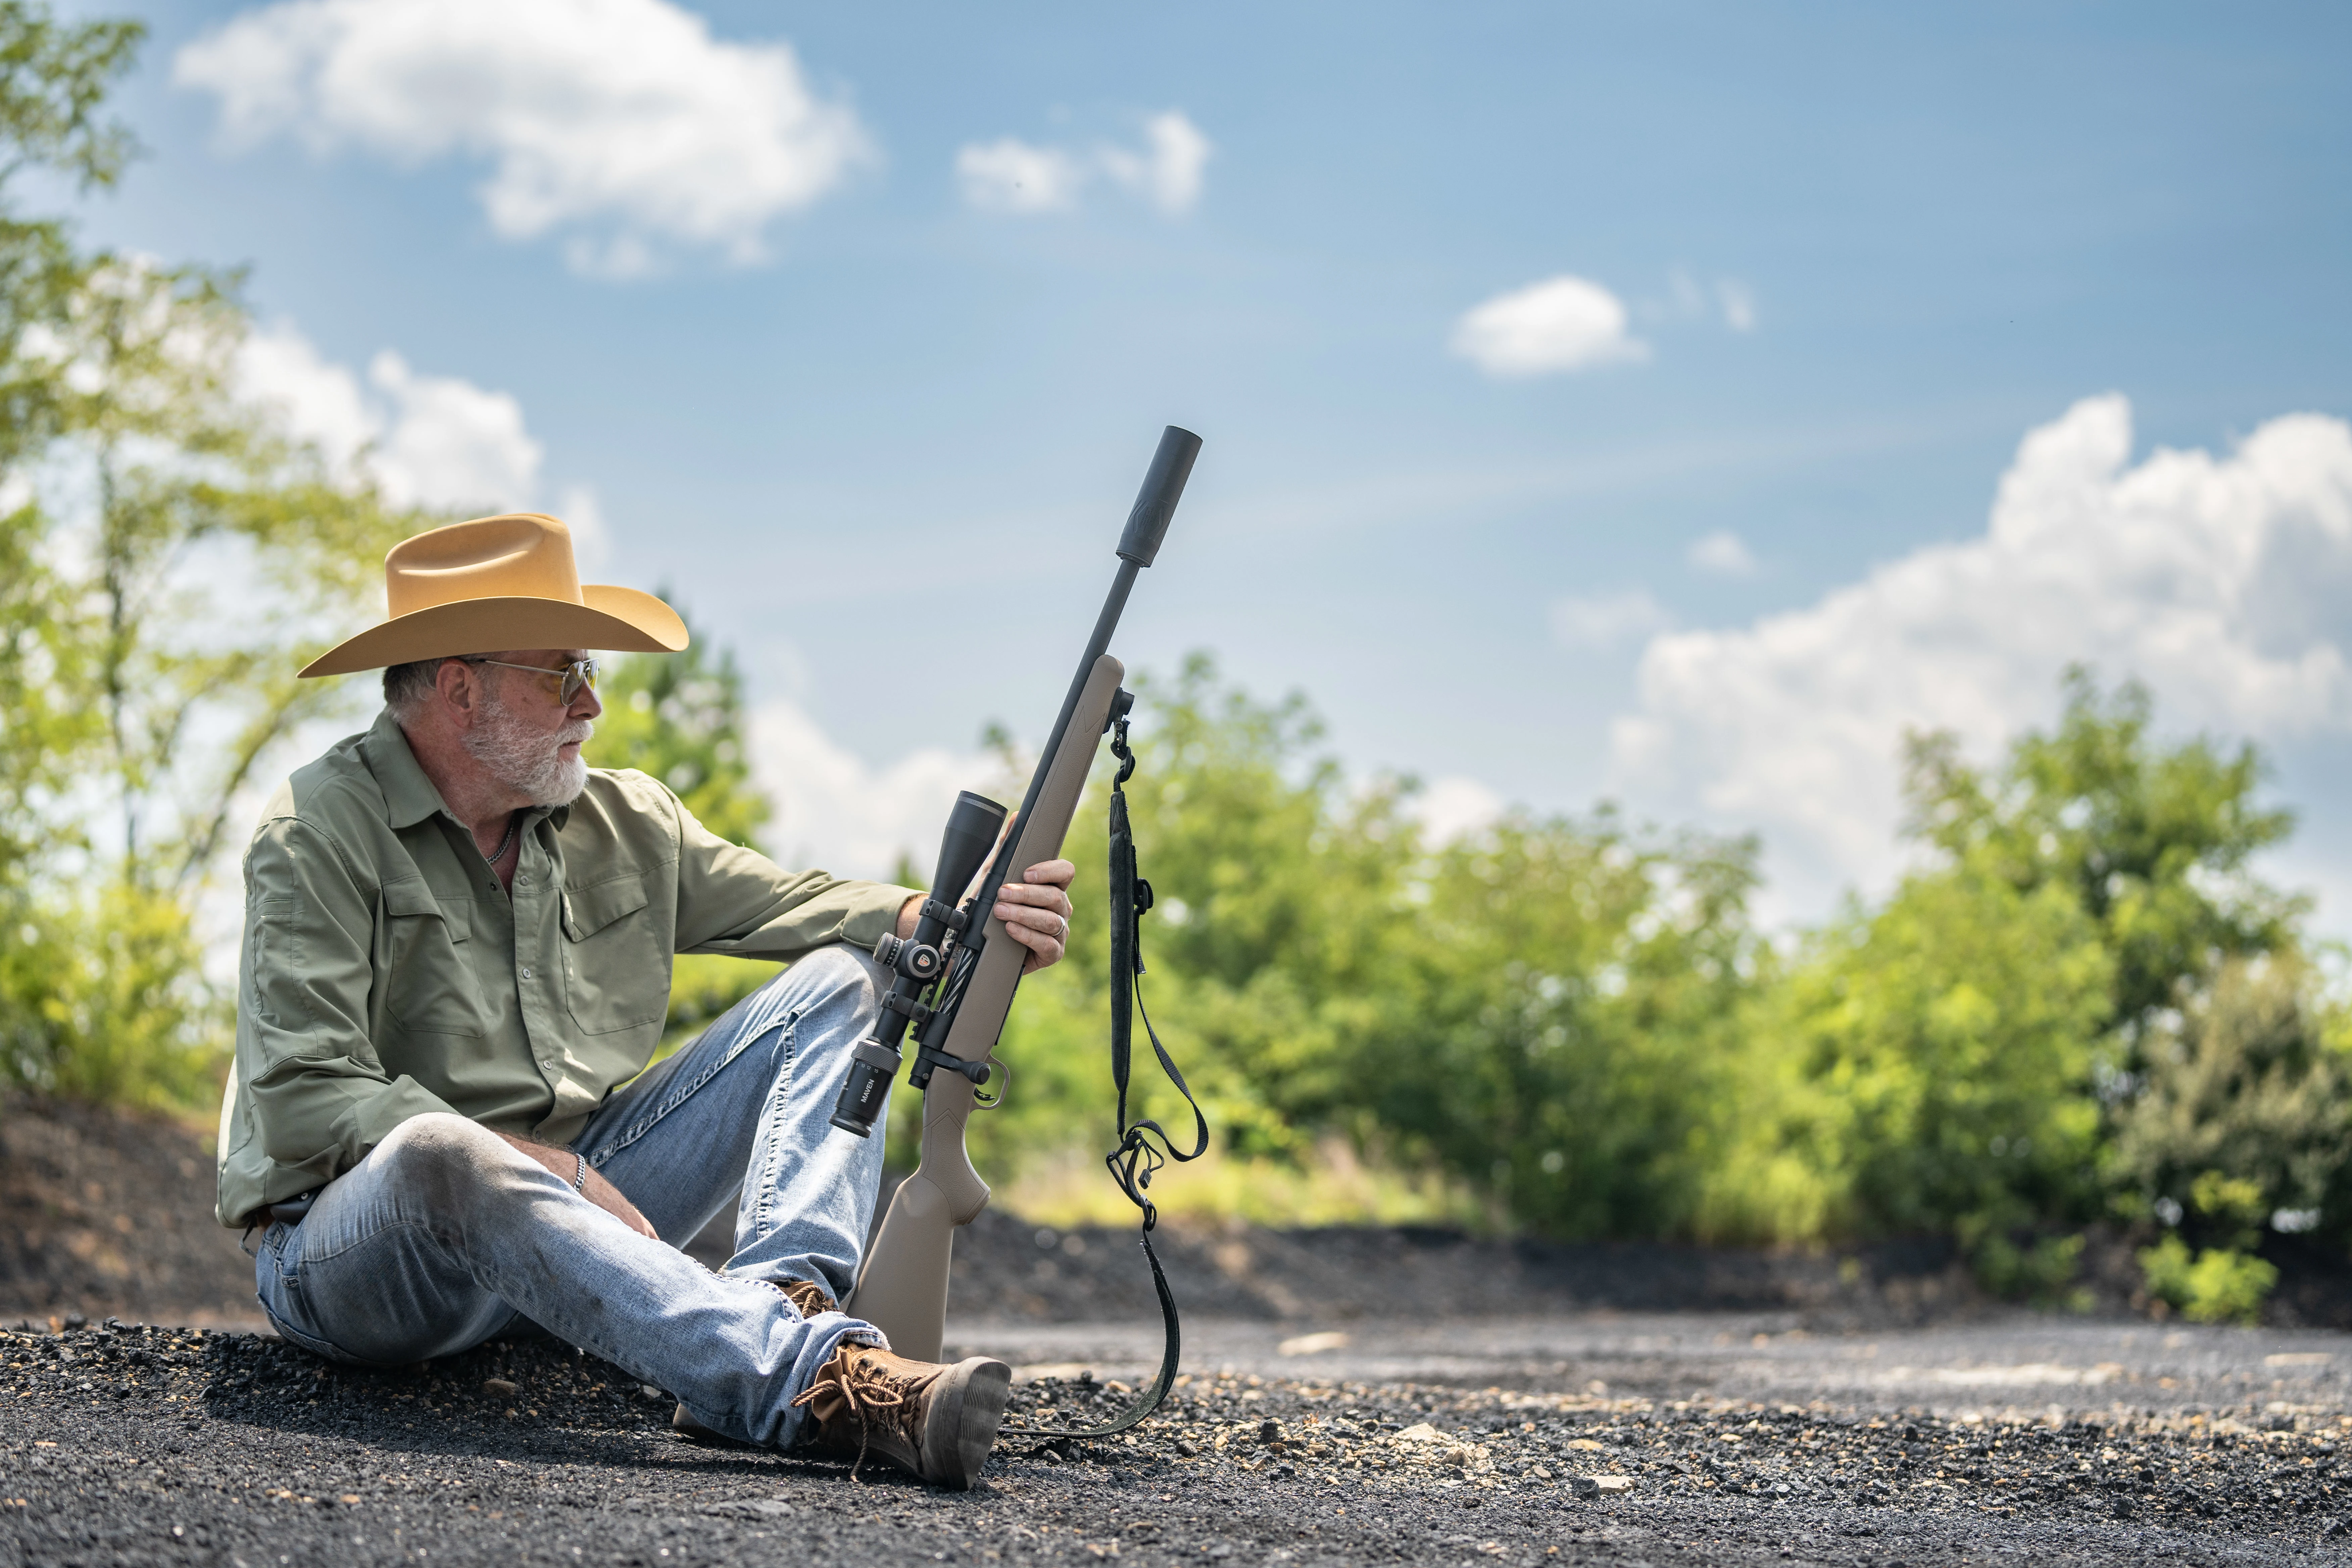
[962,425,1197,927]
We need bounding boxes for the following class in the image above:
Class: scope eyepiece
[828,1037,901,1138]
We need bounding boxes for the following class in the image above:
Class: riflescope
[828,789,1008,1136]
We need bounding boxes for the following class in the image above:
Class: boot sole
[921,1357,1012,1489]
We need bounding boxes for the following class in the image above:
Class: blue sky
[70,0,2352,922]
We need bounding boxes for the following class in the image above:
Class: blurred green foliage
[2108,954,2352,1245]
[965,658,2350,1325]
[2137,1234,2278,1326]
[0,3,443,1109]
[1691,672,2346,1308]
[989,657,1769,1239]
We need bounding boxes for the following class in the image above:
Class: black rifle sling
[1007,712,1209,1442]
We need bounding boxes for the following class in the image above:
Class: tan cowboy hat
[299,512,689,677]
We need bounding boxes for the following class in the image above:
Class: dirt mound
[923,1205,1989,1330]
[0,1092,258,1327]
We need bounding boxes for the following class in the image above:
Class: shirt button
[521,966,534,979]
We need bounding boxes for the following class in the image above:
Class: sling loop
[1006,705,1208,1442]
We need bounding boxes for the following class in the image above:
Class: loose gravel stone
[3,1321,2352,1564]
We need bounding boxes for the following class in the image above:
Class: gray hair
[383,657,456,714]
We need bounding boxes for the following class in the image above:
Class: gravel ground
[5,1320,2351,1567]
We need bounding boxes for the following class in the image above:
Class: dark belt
[265,1190,319,1226]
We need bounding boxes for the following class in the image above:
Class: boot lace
[777,1278,837,1317]
[789,1346,922,1483]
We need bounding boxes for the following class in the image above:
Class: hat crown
[386,513,581,618]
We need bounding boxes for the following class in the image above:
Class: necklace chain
[481,811,521,866]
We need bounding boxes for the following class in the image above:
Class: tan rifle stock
[846,654,1127,1360]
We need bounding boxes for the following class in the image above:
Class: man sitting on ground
[215,513,1075,1488]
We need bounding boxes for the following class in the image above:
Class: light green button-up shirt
[214,708,911,1228]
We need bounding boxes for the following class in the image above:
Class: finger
[1008,919,1063,973]
[995,885,1076,922]
[1002,911,1066,960]
[993,901,1070,943]
[1021,858,1077,889]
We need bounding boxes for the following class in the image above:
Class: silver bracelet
[572,1151,588,1192]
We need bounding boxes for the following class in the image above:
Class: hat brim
[297,586,690,678]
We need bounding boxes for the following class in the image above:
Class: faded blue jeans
[252,946,892,1447]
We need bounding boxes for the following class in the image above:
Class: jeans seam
[590,1002,807,1166]
[747,1021,804,1237]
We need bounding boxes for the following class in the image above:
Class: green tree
[0,3,440,1107]
[982,655,1763,1237]
[1904,669,2300,1051]
[991,655,1421,1172]
[1371,813,1759,1238]
[0,1,142,897]
[1701,870,2113,1287]
[1704,672,2334,1308]
[2109,953,2352,1247]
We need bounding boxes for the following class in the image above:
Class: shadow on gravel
[190,1328,936,1491]
[199,1330,673,1455]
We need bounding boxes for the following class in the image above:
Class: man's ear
[434,658,482,723]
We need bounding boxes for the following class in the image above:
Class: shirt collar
[361,706,576,833]
[364,707,454,830]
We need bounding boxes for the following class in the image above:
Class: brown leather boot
[789,1341,1012,1489]
[671,1277,845,1441]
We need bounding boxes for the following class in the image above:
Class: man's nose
[572,682,602,721]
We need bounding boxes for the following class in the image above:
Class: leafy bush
[2107,953,2352,1248]
[978,655,1763,1236]
[2137,1234,2278,1325]
[1698,869,2111,1260]
[0,885,223,1110]
[1369,813,1758,1238]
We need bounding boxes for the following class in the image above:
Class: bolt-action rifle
[829,427,1211,1435]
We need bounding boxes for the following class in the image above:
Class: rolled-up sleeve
[668,796,913,963]
[238,817,457,1194]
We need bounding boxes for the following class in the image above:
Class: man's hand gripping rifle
[828,428,1210,1437]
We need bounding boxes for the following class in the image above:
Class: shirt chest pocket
[381,880,487,1038]
[561,872,670,1034]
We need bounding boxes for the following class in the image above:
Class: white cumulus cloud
[956,138,1086,213]
[750,699,1003,882]
[1099,111,1212,214]
[1452,275,1649,377]
[954,110,1211,217]
[1607,394,2352,917]
[174,0,868,275]
[1551,589,1674,650]
[1686,530,1758,576]
[365,351,542,511]
[238,321,543,512]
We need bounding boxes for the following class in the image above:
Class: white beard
[462,687,593,806]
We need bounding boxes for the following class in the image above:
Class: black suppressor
[828,789,1009,1136]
